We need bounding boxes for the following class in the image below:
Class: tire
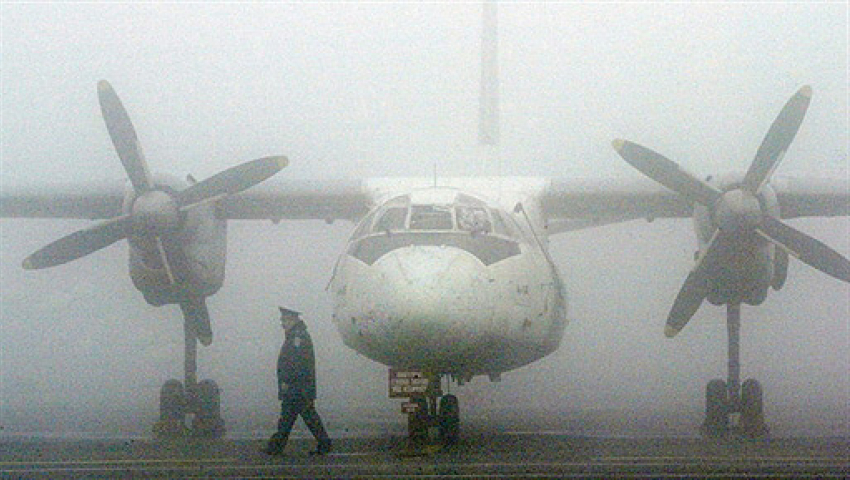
[191,379,226,438]
[407,397,429,443]
[740,379,768,438]
[154,379,187,438]
[701,379,729,438]
[438,394,460,445]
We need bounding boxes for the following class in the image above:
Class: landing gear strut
[401,373,460,447]
[153,320,225,438]
[701,303,768,438]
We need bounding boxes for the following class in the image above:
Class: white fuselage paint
[329,184,567,380]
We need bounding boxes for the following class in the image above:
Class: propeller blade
[176,156,288,209]
[155,237,176,285]
[756,215,850,283]
[612,139,721,207]
[665,230,728,338]
[180,298,213,346]
[23,215,133,269]
[743,86,812,194]
[771,249,789,290]
[98,80,152,193]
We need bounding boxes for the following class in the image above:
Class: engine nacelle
[692,175,783,306]
[123,174,227,306]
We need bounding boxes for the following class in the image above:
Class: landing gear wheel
[153,379,187,438]
[407,397,429,445]
[701,379,729,438]
[191,379,226,438]
[438,394,460,446]
[740,378,768,438]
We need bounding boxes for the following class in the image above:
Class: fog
[1,2,847,437]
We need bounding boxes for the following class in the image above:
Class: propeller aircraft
[1,5,848,442]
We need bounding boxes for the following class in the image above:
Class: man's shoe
[309,439,332,456]
[262,446,282,455]
[263,433,286,455]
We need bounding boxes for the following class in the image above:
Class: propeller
[664,230,729,337]
[23,80,287,271]
[743,86,812,194]
[22,215,134,270]
[98,80,153,194]
[613,86,850,337]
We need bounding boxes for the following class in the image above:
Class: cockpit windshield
[374,207,407,232]
[457,206,491,234]
[360,193,517,238]
[410,205,453,230]
[348,192,522,266]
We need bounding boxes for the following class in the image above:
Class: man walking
[264,307,332,456]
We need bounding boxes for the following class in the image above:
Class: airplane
[1,4,848,443]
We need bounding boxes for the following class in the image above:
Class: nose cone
[378,246,495,336]
[344,246,499,367]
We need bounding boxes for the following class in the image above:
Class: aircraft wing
[771,176,850,219]
[541,177,691,224]
[0,178,372,222]
[540,175,850,226]
[0,181,125,219]
[3,175,845,224]
[218,178,370,221]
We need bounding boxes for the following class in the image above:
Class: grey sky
[1,2,847,436]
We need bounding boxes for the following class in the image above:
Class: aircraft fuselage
[330,186,567,381]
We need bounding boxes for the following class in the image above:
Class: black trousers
[276,393,330,447]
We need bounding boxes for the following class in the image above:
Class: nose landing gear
[393,371,461,449]
[406,392,461,448]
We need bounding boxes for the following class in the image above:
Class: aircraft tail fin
[478,1,499,147]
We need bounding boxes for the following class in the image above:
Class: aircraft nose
[374,246,496,338]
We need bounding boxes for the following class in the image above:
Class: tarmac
[2,431,848,478]
[2,406,848,478]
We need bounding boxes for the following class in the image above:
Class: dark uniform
[265,310,331,456]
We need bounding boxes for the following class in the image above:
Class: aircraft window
[409,205,453,230]
[373,207,408,232]
[457,206,491,234]
[352,209,379,239]
[490,209,514,237]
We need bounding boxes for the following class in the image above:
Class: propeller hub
[132,190,181,234]
[714,189,762,232]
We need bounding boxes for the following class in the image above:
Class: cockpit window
[457,206,491,234]
[352,208,379,239]
[373,207,407,232]
[490,209,514,237]
[352,195,521,241]
[409,205,453,230]
[348,192,523,265]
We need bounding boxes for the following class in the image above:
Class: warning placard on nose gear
[388,369,429,398]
